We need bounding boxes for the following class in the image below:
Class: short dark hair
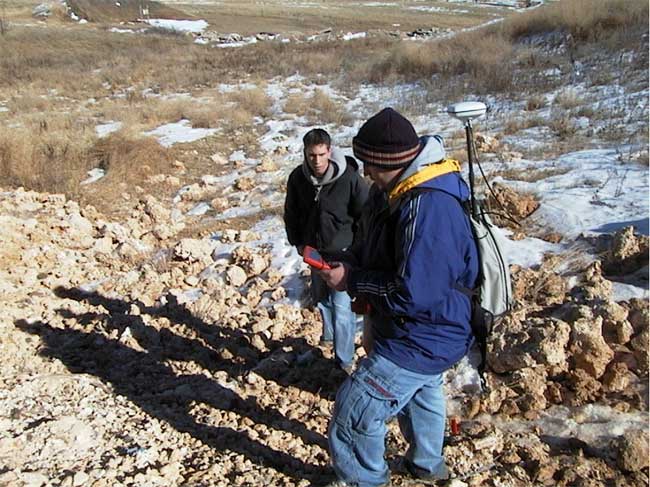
[303,128,331,149]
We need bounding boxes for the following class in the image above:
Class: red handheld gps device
[302,245,331,270]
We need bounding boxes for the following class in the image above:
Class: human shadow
[53,286,346,401]
[16,317,333,483]
[50,286,331,445]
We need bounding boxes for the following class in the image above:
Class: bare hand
[318,261,349,291]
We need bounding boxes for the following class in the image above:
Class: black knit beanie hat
[353,107,421,168]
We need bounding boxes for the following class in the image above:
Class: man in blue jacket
[319,108,479,487]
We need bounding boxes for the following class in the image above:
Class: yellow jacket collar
[389,159,461,202]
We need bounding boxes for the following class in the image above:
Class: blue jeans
[328,353,447,487]
[312,273,356,367]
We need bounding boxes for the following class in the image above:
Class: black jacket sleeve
[283,169,303,247]
[348,166,370,225]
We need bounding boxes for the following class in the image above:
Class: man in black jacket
[284,128,369,371]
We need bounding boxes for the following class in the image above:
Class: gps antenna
[447,101,487,218]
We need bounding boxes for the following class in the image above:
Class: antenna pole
[465,119,478,218]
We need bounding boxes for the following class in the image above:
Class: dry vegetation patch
[283,88,351,125]
[554,88,584,110]
[226,86,272,119]
[503,115,546,135]
[91,132,172,178]
[365,0,648,94]
[504,0,649,45]
[0,122,96,195]
[492,165,572,184]
[369,31,514,93]
[0,0,647,215]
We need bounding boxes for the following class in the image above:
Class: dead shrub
[548,114,578,139]
[146,98,194,125]
[223,105,256,130]
[492,166,571,183]
[125,89,147,105]
[226,86,271,118]
[595,122,627,143]
[553,88,583,109]
[90,132,172,183]
[186,105,222,129]
[525,94,547,111]
[283,88,351,125]
[503,115,545,135]
[574,106,595,118]
[283,92,310,118]
[312,89,352,125]
[590,70,617,87]
[94,96,196,129]
[0,127,95,194]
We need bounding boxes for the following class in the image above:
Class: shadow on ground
[14,285,350,484]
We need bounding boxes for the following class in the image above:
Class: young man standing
[284,128,369,372]
[319,108,479,486]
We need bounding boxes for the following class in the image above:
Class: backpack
[407,188,513,388]
[456,199,513,390]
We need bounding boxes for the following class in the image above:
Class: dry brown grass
[6,93,52,113]
[553,89,583,110]
[368,30,515,93]
[0,112,172,199]
[96,95,203,128]
[226,86,272,119]
[95,94,236,131]
[67,0,188,23]
[185,105,222,129]
[0,125,96,194]
[491,166,572,183]
[180,0,495,36]
[547,114,579,139]
[283,88,351,125]
[525,94,547,111]
[0,27,203,96]
[503,115,546,135]
[0,0,646,211]
[363,0,648,93]
[90,132,172,182]
[1,0,645,98]
[503,0,648,45]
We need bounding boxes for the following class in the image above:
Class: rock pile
[0,185,647,487]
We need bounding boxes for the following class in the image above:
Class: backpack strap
[399,185,490,391]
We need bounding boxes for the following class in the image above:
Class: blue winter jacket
[348,136,479,375]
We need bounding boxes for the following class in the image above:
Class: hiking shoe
[398,458,450,484]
